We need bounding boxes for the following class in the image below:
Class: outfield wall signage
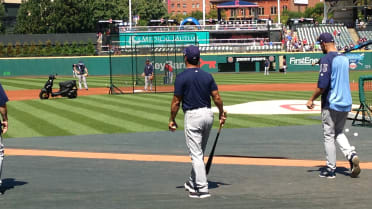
[288,56,319,66]
[228,56,267,63]
[153,61,185,71]
[345,53,370,70]
[286,52,372,71]
[0,52,371,76]
[119,31,210,46]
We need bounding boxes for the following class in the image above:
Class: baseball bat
[312,40,372,66]
[205,112,226,175]
[343,40,372,54]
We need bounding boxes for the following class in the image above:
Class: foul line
[6,148,372,169]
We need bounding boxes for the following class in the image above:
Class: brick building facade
[167,0,212,16]
[168,0,323,20]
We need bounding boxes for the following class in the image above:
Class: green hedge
[0,40,96,57]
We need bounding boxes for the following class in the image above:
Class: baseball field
[1,71,372,208]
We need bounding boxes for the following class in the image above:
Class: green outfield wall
[0,51,371,76]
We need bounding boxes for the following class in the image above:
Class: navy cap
[184,45,200,61]
[317,33,334,43]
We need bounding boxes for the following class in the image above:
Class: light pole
[203,0,206,28]
[129,0,132,30]
[277,0,280,24]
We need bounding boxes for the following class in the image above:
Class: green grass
[2,70,371,90]
[2,71,371,138]
[4,91,360,138]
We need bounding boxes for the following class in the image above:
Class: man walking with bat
[168,45,226,198]
[307,33,361,179]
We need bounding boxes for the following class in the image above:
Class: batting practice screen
[109,33,198,94]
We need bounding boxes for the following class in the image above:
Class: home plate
[212,100,360,115]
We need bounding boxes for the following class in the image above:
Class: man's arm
[211,90,226,125]
[73,66,78,74]
[306,87,324,109]
[168,95,182,131]
[0,104,8,134]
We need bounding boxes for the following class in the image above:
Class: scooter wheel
[67,91,77,99]
[39,90,50,99]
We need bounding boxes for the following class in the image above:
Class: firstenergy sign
[289,57,319,65]
[287,53,371,71]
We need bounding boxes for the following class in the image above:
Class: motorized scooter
[39,74,78,99]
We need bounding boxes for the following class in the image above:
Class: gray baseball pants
[144,76,152,91]
[184,107,214,193]
[78,75,88,90]
[322,108,356,170]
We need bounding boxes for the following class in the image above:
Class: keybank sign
[289,56,319,65]
[154,61,185,71]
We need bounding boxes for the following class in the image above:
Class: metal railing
[118,23,282,33]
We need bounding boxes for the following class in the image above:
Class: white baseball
[345,128,349,133]
[353,132,359,137]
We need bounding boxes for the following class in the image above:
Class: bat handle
[218,111,227,132]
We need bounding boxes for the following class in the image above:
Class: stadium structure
[96,0,372,94]
[102,0,371,72]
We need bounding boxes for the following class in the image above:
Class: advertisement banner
[119,32,209,46]
[286,52,372,71]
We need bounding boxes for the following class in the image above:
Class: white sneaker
[189,191,211,199]
[184,182,196,193]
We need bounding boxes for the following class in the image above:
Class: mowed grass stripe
[215,77,316,84]
[213,73,318,84]
[57,98,166,132]
[101,93,172,107]
[8,101,72,136]
[4,115,41,138]
[65,97,169,130]
[27,101,104,135]
[1,80,41,90]
[48,99,132,133]
[83,95,171,114]
[81,97,176,130]
[5,77,46,84]
[2,71,371,90]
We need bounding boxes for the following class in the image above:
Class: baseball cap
[317,33,334,43]
[183,45,200,62]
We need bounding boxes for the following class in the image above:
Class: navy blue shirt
[174,68,218,112]
[0,83,9,106]
[144,64,153,76]
[265,60,270,67]
[78,63,86,74]
[318,51,343,110]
